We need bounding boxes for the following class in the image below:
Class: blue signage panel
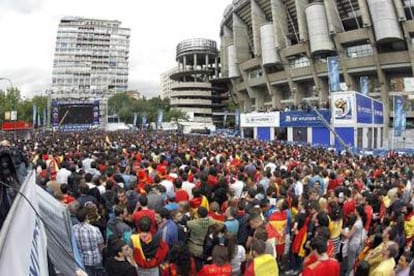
[312,127,330,146]
[373,101,384,124]
[394,96,404,137]
[335,127,354,151]
[327,56,340,93]
[356,93,372,124]
[280,110,331,127]
[257,127,271,141]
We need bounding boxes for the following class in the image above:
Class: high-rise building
[51,17,130,99]
[160,67,178,100]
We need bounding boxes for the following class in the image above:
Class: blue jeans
[85,264,106,276]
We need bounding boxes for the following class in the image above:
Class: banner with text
[394,96,404,137]
[356,93,373,124]
[279,110,331,127]
[327,56,340,93]
[332,93,354,125]
[240,112,279,127]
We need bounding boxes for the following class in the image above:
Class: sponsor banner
[93,101,100,125]
[235,109,240,128]
[52,103,59,127]
[373,100,384,124]
[327,56,340,93]
[356,93,372,124]
[157,109,163,129]
[240,112,279,127]
[394,96,404,137]
[279,110,331,127]
[360,76,369,96]
[32,104,37,127]
[133,112,138,127]
[0,172,49,276]
[332,93,354,125]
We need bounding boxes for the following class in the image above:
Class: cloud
[0,0,44,14]
[0,0,231,99]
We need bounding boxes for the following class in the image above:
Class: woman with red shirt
[198,245,232,276]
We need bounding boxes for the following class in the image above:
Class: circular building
[170,38,226,124]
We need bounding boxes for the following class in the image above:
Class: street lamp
[0,78,16,140]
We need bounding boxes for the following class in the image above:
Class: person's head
[382,226,392,241]
[253,226,268,241]
[169,242,192,276]
[60,183,69,194]
[75,208,88,223]
[212,245,229,266]
[138,216,151,233]
[225,207,237,219]
[174,178,183,189]
[109,239,129,259]
[117,188,127,203]
[197,207,208,218]
[354,260,370,276]
[79,183,89,195]
[249,211,264,230]
[156,207,170,223]
[171,210,183,223]
[251,238,266,257]
[312,236,328,256]
[138,195,148,207]
[398,251,413,269]
[383,241,399,259]
[114,205,127,219]
[210,201,220,213]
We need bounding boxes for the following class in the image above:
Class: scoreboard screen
[52,101,100,130]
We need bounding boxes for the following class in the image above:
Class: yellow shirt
[329,219,343,239]
[369,257,395,276]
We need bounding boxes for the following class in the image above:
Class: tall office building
[160,67,178,100]
[51,17,130,99]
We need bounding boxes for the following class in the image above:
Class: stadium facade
[167,38,228,125]
[219,0,414,131]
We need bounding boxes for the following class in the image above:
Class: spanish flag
[244,254,279,276]
[292,216,311,257]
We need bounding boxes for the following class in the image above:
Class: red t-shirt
[302,259,340,276]
[175,190,189,203]
[208,212,226,222]
[132,209,157,235]
[364,205,373,231]
[343,199,356,219]
[197,264,232,276]
[328,179,341,191]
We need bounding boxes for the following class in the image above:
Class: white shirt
[160,179,174,194]
[57,168,71,185]
[182,181,195,199]
[230,180,244,198]
[294,180,303,196]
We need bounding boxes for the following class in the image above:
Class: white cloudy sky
[0,0,231,98]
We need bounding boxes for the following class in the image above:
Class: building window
[248,68,263,79]
[288,56,310,68]
[345,44,373,58]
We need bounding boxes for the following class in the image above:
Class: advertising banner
[356,93,372,124]
[32,104,37,128]
[133,112,138,127]
[360,76,369,96]
[373,100,384,125]
[235,109,240,128]
[0,172,49,276]
[332,93,354,125]
[327,56,340,93]
[157,109,163,129]
[240,112,279,127]
[142,115,147,130]
[394,96,404,137]
[279,110,331,127]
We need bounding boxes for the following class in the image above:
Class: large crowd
[2,130,414,276]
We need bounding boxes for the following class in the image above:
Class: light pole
[0,78,16,140]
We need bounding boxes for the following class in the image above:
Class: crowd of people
[2,130,414,276]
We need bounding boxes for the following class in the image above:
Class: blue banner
[356,93,372,124]
[394,96,404,137]
[373,101,384,124]
[235,109,240,128]
[142,115,147,130]
[32,104,37,128]
[360,76,369,96]
[133,112,137,127]
[327,56,340,93]
[42,108,46,127]
[157,109,163,129]
[280,110,331,127]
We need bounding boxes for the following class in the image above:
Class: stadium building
[219,0,414,131]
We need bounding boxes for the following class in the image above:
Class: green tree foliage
[108,93,187,124]
[0,88,48,124]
